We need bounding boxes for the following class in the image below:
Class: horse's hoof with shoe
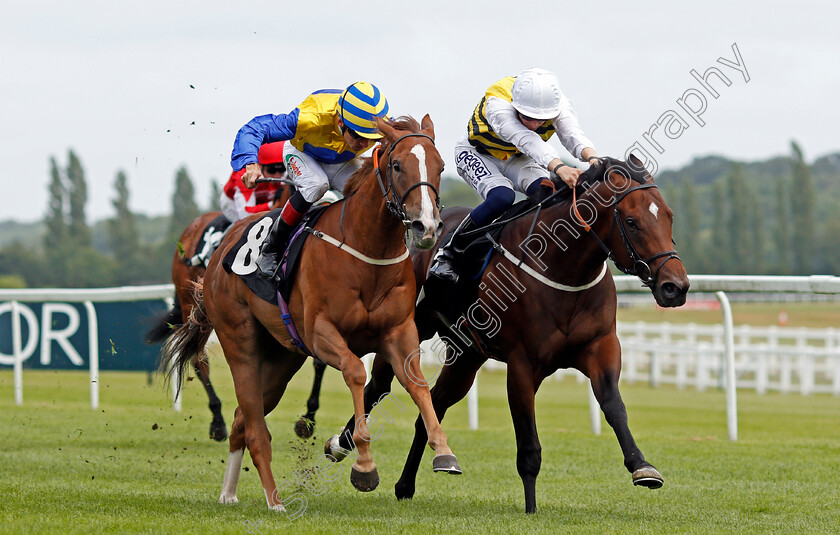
[350,466,380,492]
[432,454,462,474]
[632,464,664,489]
[324,434,349,462]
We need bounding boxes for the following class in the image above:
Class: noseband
[574,181,680,288]
[373,133,442,224]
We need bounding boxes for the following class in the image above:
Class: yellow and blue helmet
[338,81,389,139]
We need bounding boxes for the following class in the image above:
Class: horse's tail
[145,293,183,345]
[158,279,213,396]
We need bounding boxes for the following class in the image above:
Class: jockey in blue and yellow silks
[231,82,389,277]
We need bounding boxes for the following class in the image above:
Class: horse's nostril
[661,282,678,298]
[411,220,426,236]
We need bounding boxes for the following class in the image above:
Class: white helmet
[511,68,563,120]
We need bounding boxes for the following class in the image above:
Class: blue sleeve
[230,109,300,170]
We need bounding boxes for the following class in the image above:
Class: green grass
[1,359,839,534]
[618,301,840,328]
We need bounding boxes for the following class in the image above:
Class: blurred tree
[774,176,791,274]
[439,177,481,208]
[726,164,751,273]
[679,178,705,273]
[208,180,222,212]
[168,166,200,244]
[710,179,729,272]
[107,170,143,284]
[43,157,66,253]
[790,141,816,274]
[66,150,91,247]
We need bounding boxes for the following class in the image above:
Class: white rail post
[588,380,601,435]
[715,291,738,442]
[84,301,99,410]
[11,301,23,406]
[467,376,478,430]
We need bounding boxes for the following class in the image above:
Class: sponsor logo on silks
[456,150,490,180]
[285,154,306,179]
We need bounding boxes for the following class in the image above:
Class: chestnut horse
[161,116,461,512]
[147,183,334,442]
[326,156,690,513]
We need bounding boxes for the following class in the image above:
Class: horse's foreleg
[383,322,457,466]
[193,354,227,442]
[394,347,484,501]
[294,359,327,438]
[507,357,542,514]
[328,353,395,457]
[584,334,663,489]
[311,320,378,492]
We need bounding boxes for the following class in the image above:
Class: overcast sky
[1,1,838,223]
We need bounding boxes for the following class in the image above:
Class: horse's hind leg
[294,359,327,439]
[220,405,246,504]
[193,356,227,441]
[219,350,307,505]
[584,334,663,489]
[394,348,485,501]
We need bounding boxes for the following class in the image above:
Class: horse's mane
[343,116,422,196]
[578,156,649,188]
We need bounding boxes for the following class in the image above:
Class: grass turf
[1,359,839,534]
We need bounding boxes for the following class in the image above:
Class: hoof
[632,465,664,489]
[432,454,462,475]
[268,503,287,512]
[294,417,314,439]
[219,494,238,504]
[394,480,415,501]
[324,434,349,462]
[210,418,228,442]
[350,466,379,492]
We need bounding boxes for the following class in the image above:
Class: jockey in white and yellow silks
[230,82,389,277]
[429,68,600,283]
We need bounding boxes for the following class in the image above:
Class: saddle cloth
[221,206,329,305]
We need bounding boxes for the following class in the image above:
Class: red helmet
[257,141,286,165]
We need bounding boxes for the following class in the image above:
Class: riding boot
[428,215,476,284]
[255,217,294,278]
[527,178,556,204]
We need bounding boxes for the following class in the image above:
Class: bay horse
[147,182,294,442]
[325,156,690,513]
[161,115,461,512]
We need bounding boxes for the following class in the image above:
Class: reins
[571,180,680,287]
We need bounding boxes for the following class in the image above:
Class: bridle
[372,133,442,224]
[573,179,680,288]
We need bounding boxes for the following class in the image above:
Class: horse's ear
[420,114,435,140]
[377,117,398,141]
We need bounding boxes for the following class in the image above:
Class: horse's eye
[392,161,401,173]
[625,217,638,230]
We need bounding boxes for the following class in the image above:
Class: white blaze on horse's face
[649,201,659,219]
[410,144,437,236]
